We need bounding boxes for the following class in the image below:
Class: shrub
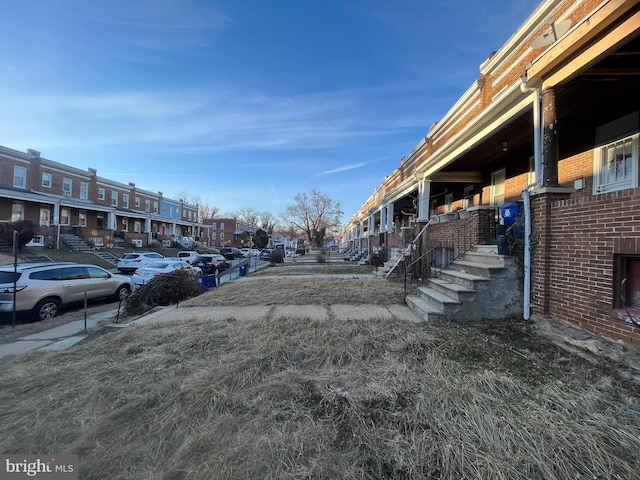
[124,269,202,316]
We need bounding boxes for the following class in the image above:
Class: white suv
[0,262,132,321]
[176,251,200,264]
[117,252,164,274]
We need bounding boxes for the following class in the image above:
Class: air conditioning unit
[162,240,171,247]
[132,239,143,248]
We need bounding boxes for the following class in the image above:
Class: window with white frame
[135,197,140,207]
[111,191,118,206]
[463,185,474,209]
[40,208,50,226]
[122,218,128,231]
[63,178,72,196]
[12,203,24,222]
[153,201,158,213]
[188,211,192,221]
[42,172,52,188]
[14,166,27,188]
[220,222,224,230]
[27,235,45,247]
[444,193,453,213]
[593,134,638,194]
[60,208,70,226]
[212,223,216,230]
[80,182,89,200]
[145,200,150,212]
[98,188,105,200]
[490,169,505,206]
[123,194,129,208]
[220,232,224,240]
[212,232,217,240]
[79,211,87,227]
[89,236,104,247]
[134,221,142,233]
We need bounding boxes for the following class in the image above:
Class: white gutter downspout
[520,79,542,321]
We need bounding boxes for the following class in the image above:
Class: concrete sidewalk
[0,308,121,359]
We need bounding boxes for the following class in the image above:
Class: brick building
[341,0,640,346]
[0,146,202,249]
[201,218,259,248]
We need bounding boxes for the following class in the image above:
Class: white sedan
[131,259,201,289]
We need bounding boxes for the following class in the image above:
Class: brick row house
[0,146,202,249]
[341,0,640,346]
[201,218,259,248]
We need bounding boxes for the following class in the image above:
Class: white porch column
[368,215,375,237]
[107,212,116,230]
[386,202,394,233]
[379,207,387,233]
[146,217,152,244]
[417,178,431,222]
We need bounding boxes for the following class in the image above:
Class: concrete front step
[427,277,476,302]
[437,268,490,290]
[414,285,461,312]
[405,295,446,322]
[449,259,508,278]
[405,246,521,323]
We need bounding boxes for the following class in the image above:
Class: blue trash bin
[239,265,247,277]
[500,201,523,225]
[199,274,217,290]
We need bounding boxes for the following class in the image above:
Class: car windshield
[123,254,139,259]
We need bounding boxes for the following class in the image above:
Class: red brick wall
[531,188,640,346]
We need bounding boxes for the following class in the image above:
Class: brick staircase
[92,250,120,267]
[59,233,120,267]
[405,245,522,322]
[60,233,93,252]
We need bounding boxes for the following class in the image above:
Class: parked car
[176,251,200,264]
[131,259,201,289]
[260,249,273,260]
[117,252,164,274]
[0,262,132,321]
[220,247,241,260]
[193,254,230,274]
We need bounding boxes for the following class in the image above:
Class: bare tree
[176,191,200,206]
[284,189,342,248]
[175,191,219,222]
[237,206,260,226]
[199,204,220,220]
[259,211,279,234]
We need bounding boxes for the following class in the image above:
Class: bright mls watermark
[1,455,78,479]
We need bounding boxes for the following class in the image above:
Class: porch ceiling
[430,32,640,176]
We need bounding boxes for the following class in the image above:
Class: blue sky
[1,0,540,222]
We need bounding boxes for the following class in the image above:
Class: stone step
[405,295,446,322]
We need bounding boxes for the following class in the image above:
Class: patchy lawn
[1,269,640,479]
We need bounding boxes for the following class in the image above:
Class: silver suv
[0,263,132,321]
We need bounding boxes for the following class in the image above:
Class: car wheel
[115,285,131,302]
[33,298,61,321]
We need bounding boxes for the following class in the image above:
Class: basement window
[612,254,640,325]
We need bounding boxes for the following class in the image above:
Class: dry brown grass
[182,275,406,307]
[1,269,640,479]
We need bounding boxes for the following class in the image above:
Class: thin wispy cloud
[1,0,541,218]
